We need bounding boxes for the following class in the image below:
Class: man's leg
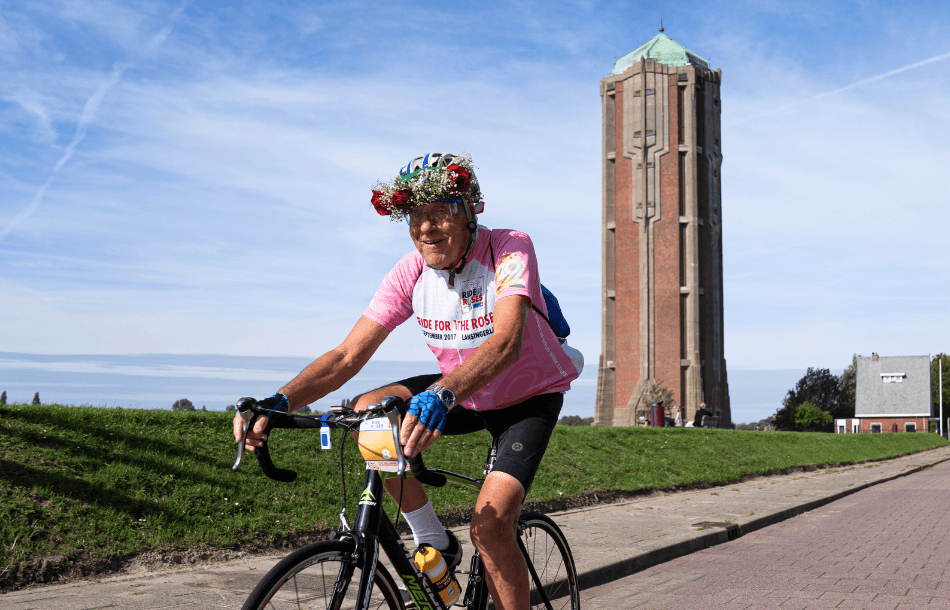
[470,471,528,610]
[471,392,563,610]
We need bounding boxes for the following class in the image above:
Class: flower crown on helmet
[371,152,485,221]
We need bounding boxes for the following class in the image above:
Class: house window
[905,422,917,432]
[870,423,882,433]
[881,373,905,383]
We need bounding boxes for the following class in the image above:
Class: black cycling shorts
[361,373,562,495]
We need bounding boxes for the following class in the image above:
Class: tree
[646,382,673,406]
[0,391,6,405]
[838,355,857,419]
[558,415,593,426]
[225,404,236,413]
[933,354,950,412]
[172,398,195,411]
[791,401,833,429]
[32,392,40,405]
[296,404,312,414]
[773,368,842,430]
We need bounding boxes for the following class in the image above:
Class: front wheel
[241,539,404,610]
[519,513,581,610]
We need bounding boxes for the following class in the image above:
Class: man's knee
[470,510,518,552]
[470,472,524,551]
[351,384,412,411]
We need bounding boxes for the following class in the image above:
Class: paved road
[582,455,950,610]
[2,445,949,609]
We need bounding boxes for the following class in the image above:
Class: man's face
[408,201,470,270]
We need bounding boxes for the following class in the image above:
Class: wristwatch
[426,384,456,408]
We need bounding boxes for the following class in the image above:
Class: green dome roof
[612,31,710,75]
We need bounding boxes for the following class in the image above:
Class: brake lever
[381,396,408,477]
[232,397,257,471]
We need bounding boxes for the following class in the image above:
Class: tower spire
[659,18,664,33]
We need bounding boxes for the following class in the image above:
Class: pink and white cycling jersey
[364,227,578,411]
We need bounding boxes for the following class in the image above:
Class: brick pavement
[581,457,950,610]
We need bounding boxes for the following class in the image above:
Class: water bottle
[413,544,461,606]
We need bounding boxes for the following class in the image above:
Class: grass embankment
[0,403,945,589]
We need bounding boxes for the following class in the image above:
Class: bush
[172,398,195,411]
[32,392,40,405]
[558,415,593,426]
[791,401,832,429]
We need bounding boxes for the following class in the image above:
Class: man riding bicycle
[233,152,580,610]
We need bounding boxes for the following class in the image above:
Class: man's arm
[233,315,389,450]
[401,294,529,456]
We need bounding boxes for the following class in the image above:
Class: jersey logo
[496,253,527,294]
[460,277,485,313]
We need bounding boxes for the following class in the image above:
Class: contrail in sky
[733,50,950,126]
[0,4,186,242]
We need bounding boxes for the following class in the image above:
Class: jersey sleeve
[363,251,424,332]
[491,229,543,313]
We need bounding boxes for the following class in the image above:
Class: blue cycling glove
[259,392,289,416]
[407,391,448,433]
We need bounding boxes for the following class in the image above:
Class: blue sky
[2,1,949,395]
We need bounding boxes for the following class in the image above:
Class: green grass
[0,403,945,588]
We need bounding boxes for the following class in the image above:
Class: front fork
[329,469,385,610]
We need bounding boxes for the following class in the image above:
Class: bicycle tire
[519,513,580,610]
[241,539,404,610]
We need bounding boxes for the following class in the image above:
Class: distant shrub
[225,404,236,413]
[32,392,40,405]
[172,398,195,411]
[791,401,832,429]
[0,391,6,405]
[558,415,593,426]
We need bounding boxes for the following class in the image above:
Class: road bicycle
[232,395,580,610]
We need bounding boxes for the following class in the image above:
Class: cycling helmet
[371,152,485,220]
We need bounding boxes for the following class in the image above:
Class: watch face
[431,385,455,407]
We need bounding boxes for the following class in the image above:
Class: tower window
[646,89,654,95]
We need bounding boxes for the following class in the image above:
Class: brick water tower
[594,29,731,428]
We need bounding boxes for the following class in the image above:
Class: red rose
[371,190,389,216]
[446,164,471,193]
[390,189,413,211]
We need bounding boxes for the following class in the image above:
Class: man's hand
[231,393,287,452]
[400,392,447,457]
[233,411,268,451]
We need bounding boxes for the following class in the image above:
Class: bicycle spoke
[519,515,580,610]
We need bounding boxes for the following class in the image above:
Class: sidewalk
[3,445,949,609]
